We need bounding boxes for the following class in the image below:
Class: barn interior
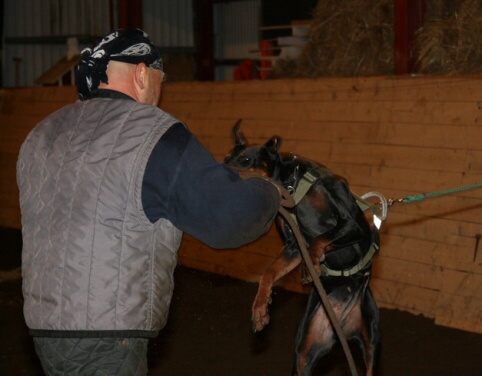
[1,1,482,375]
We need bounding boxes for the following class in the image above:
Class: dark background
[2,227,482,376]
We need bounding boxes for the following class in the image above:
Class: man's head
[76,28,165,105]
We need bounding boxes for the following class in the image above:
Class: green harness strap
[320,242,379,277]
[291,167,381,277]
[291,167,330,205]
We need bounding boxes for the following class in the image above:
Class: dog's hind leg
[293,290,338,376]
[252,242,302,332]
[295,282,372,375]
[344,286,380,376]
[359,288,380,376]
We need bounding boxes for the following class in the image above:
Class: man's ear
[134,63,148,90]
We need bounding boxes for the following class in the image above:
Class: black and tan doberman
[225,121,381,376]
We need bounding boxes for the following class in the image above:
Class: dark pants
[33,337,149,376]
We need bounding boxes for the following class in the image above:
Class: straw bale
[268,0,394,78]
[413,0,482,74]
[268,0,482,78]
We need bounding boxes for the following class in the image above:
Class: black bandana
[76,28,163,100]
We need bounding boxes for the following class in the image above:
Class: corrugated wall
[2,0,264,85]
[2,0,196,87]
[213,0,261,80]
[2,0,112,87]
[214,0,260,59]
[143,0,194,48]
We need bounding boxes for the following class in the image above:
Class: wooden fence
[1,75,481,333]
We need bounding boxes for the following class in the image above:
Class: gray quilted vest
[17,97,182,338]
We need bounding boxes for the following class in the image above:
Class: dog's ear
[233,119,247,147]
[264,136,282,152]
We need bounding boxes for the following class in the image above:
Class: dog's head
[224,120,282,177]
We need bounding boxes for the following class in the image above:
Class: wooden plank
[370,278,440,315]
[380,234,482,273]
[5,100,69,116]
[163,76,482,104]
[0,116,43,153]
[35,55,80,85]
[374,257,482,296]
[189,118,482,152]
[3,77,482,333]
[203,138,479,175]
[0,86,77,104]
[381,211,482,242]
[0,207,21,229]
[164,97,482,126]
[189,125,482,185]
[435,295,482,334]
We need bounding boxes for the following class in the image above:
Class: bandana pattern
[76,48,109,99]
[76,28,162,100]
[112,43,152,57]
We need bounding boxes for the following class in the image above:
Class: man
[17,28,280,375]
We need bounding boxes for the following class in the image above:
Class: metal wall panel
[213,0,260,60]
[3,0,111,87]
[2,0,261,87]
[143,0,194,48]
[2,0,196,87]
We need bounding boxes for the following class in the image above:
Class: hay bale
[414,0,482,75]
[268,0,482,78]
[269,0,394,78]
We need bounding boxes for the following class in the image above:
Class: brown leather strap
[241,172,359,376]
[277,206,359,376]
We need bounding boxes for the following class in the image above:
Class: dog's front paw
[252,311,270,333]
[251,294,272,332]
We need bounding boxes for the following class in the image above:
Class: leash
[244,172,481,375]
[243,173,360,376]
[277,206,360,376]
[388,182,482,206]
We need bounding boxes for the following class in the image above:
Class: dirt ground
[2,226,482,376]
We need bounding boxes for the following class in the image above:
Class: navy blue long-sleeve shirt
[142,122,280,249]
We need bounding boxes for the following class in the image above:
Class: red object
[234,60,259,80]
[259,40,274,79]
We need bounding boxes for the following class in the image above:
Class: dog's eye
[238,156,252,167]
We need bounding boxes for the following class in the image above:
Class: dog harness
[290,167,386,277]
